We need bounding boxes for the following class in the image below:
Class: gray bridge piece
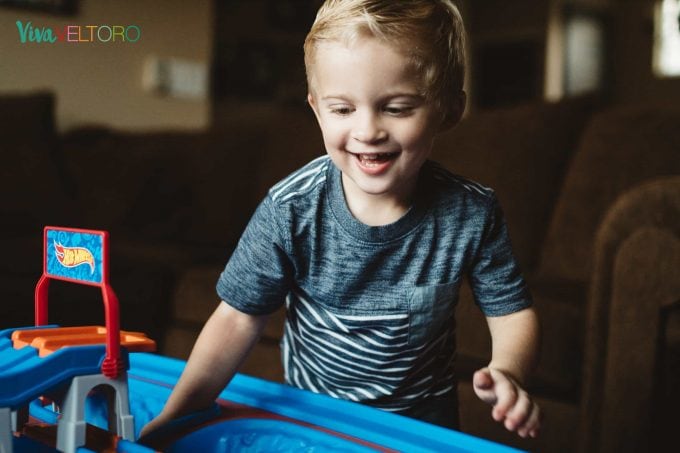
[56,373,135,453]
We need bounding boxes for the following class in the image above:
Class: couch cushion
[255,107,325,198]
[168,266,286,341]
[61,127,162,235]
[539,105,680,282]
[61,125,264,249]
[180,128,265,246]
[431,95,597,271]
[213,102,325,200]
[0,91,54,138]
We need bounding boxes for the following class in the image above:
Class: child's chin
[353,179,398,196]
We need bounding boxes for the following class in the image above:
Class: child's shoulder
[423,161,499,228]
[268,155,331,203]
[424,160,495,202]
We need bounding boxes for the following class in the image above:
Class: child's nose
[351,111,387,144]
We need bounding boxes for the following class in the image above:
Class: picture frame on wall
[0,0,77,15]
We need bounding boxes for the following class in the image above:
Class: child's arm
[140,302,269,438]
[472,306,541,438]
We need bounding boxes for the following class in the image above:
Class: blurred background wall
[0,0,213,132]
[1,0,679,132]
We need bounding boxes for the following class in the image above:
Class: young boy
[142,0,541,440]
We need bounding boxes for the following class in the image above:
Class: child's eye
[329,106,353,116]
[383,105,414,116]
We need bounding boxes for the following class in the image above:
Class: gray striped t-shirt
[217,155,531,412]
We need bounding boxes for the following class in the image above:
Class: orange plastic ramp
[11,326,156,357]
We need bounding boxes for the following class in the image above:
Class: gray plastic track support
[10,406,27,433]
[0,407,12,453]
[56,373,135,453]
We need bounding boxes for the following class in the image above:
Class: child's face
[308,37,444,206]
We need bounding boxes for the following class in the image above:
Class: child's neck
[341,174,415,227]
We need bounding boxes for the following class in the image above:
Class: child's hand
[472,367,541,438]
[139,415,166,440]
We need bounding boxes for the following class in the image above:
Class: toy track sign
[45,227,106,285]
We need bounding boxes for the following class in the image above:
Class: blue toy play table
[62,353,524,452]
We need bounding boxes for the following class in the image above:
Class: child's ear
[438,90,467,132]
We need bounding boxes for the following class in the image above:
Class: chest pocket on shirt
[408,281,459,346]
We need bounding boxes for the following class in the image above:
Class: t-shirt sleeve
[469,194,532,317]
[216,195,293,315]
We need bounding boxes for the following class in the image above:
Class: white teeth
[355,152,395,160]
[361,159,381,167]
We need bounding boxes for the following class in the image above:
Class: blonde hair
[304,0,467,115]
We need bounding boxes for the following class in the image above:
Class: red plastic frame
[34,226,124,378]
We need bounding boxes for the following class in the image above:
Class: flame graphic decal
[54,241,95,274]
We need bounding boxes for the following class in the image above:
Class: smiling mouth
[351,151,400,166]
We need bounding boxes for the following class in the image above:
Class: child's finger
[472,368,497,405]
[517,402,541,438]
[503,390,531,431]
[490,376,518,422]
[473,368,493,389]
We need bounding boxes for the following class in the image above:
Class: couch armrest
[579,176,680,452]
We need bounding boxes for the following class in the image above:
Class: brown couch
[1,91,678,452]
[433,100,680,452]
